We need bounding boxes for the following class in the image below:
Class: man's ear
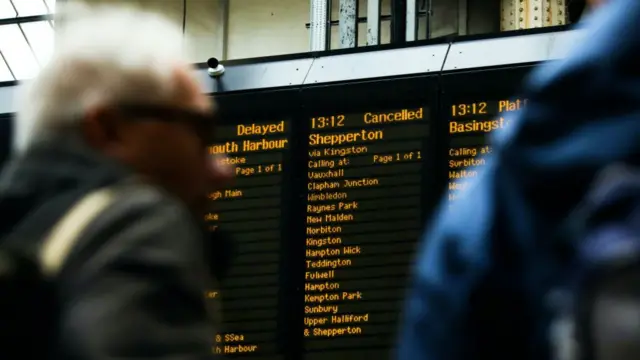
[81,107,122,150]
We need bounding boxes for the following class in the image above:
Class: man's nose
[208,154,234,184]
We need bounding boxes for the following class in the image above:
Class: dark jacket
[397,0,640,359]
[0,139,217,359]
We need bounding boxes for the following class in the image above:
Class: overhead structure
[0,0,56,82]
[366,0,381,46]
[213,0,230,61]
[501,0,568,31]
[338,0,357,48]
[309,0,329,51]
[0,27,585,114]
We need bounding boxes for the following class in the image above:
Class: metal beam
[213,0,229,60]
[0,51,15,81]
[547,0,568,27]
[406,0,417,41]
[0,15,52,26]
[458,0,468,35]
[500,0,514,31]
[17,23,40,68]
[501,0,568,31]
[366,0,381,45]
[309,0,328,51]
[525,0,544,28]
[425,0,432,39]
[339,0,357,48]
[325,0,332,50]
[391,0,406,44]
[304,10,429,29]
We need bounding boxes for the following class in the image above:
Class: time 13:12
[451,102,487,117]
[311,115,345,129]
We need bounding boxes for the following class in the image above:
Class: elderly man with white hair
[0,3,231,359]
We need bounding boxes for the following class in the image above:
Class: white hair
[14,2,194,153]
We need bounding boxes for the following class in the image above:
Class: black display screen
[303,107,429,353]
[446,97,526,202]
[207,118,292,358]
[441,66,533,207]
[0,65,534,360]
[204,66,533,360]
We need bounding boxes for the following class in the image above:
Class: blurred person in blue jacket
[397,0,639,359]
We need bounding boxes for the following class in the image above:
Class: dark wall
[568,0,587,23]
[429,0,460,38]
[468,0,501,35]
[428,0,501,39]
[0,115,12,171]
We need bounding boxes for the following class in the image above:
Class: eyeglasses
[117,103,217,145]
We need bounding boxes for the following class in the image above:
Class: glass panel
[44,0,55,13]
[11,0,48,17]
[0,25,39,80]
[0,0,17,19]
[0,52,14,81]
[21,21,53,65]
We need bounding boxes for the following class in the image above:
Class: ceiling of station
[0,0,55,82]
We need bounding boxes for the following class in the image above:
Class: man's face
[587,0,607,9]
[84,64,233,215]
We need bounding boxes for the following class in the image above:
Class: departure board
[303,108,429,358]
[0,66,537,360]
[207,119,290,358]
[446,98,526,202]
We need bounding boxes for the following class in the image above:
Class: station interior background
[0,1,596,359]
[0,0,588,83]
